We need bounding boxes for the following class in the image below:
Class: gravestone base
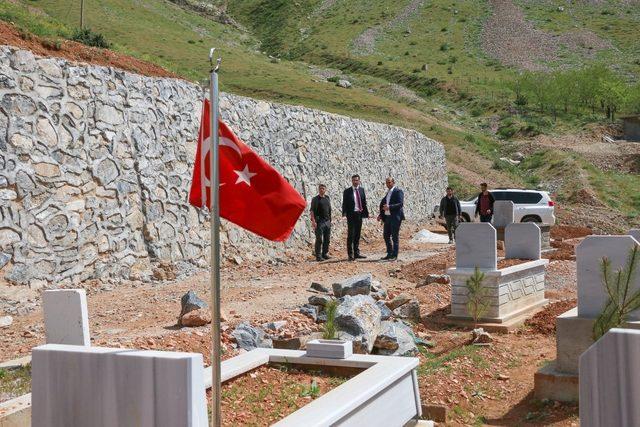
[534,307,640,402]
[443,299,548,333]
[448,260,548,327]
[540,225,551,250]
[534,362,579,402]
[0,393,31,427]
[556,307,640,374]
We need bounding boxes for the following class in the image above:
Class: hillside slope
[2,0,639,231]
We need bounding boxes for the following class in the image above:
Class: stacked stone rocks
[0,46,446,288]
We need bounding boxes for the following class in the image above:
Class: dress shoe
[316,257,322,262]
[388,256,397,261]
[355,254,367,259]
[322,254,331,260]
[381,255,391,260]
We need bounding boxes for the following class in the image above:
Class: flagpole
[208,48,222,427]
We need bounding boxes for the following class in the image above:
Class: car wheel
[460,213,471,223]
[522,215,541,223]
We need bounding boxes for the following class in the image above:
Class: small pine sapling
[593,245,640,340]
[322,299,338,339]
[466,267,491,327]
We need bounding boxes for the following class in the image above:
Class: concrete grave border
[4,348,422,427]
[205,348,422,426]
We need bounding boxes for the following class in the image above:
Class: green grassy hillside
[2,0,639,228]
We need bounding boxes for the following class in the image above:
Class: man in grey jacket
[438,187,462,244]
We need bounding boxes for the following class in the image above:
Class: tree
[599,78,627,121]
[466,267,491,327]
[624,82,640,114]
[593,245,640,341]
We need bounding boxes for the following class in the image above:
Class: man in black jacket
[341,174,369,261]
[474,183,495,223]
[310,184,331,261]
[439,186,462,244]
[378,177,405,260]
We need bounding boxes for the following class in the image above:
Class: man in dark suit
[378,177,404,261]
[341,174,369,261]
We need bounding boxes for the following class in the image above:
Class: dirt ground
[0,21,177,78]
[0,222,586,425]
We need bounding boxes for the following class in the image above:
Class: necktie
[355,188,362,212]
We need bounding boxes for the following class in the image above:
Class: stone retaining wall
[0,46,447,287]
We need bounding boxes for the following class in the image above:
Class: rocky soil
[482,0,611,71]
[0,222,587,425]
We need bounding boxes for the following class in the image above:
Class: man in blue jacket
[378,177,405,261]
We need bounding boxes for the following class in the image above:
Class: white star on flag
[234,164,257,186]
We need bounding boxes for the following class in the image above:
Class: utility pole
[80,0,85,29]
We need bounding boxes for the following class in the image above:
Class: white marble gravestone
[43,289,90,346]
[455,223,497,270]
[31,344,208,427]
[505,223,541,260]
[492,200,515,228]
[630,229,640,242]
[576,236,640,320]
[579,328,640,427]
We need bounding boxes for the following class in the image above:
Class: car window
[492,191,507,200]
[502,192,542,204]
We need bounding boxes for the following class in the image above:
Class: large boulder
[332,273,372,297]
[374,321,418,356]
[231,322,273,351]
[334,294,381,353]
[179,290,207,325]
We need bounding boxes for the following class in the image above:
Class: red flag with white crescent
[189,99,306,242]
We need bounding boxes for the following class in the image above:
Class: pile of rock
[176,274,429,358]
[177,290,211,327]
[300,273,427,356]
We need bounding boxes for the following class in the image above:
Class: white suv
[435,189,556,226]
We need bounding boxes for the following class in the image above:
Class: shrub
[327,76,339,83]
[440,43,450,51]
[470,107,483,117]
[71,28,110,48]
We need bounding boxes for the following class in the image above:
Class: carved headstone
[576,236,640,319]
[455,223,497,270]
[492,200,515,228]
[43,289,90,346]
[505,223,541,260]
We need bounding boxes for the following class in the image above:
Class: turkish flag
[189,99,306,242]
